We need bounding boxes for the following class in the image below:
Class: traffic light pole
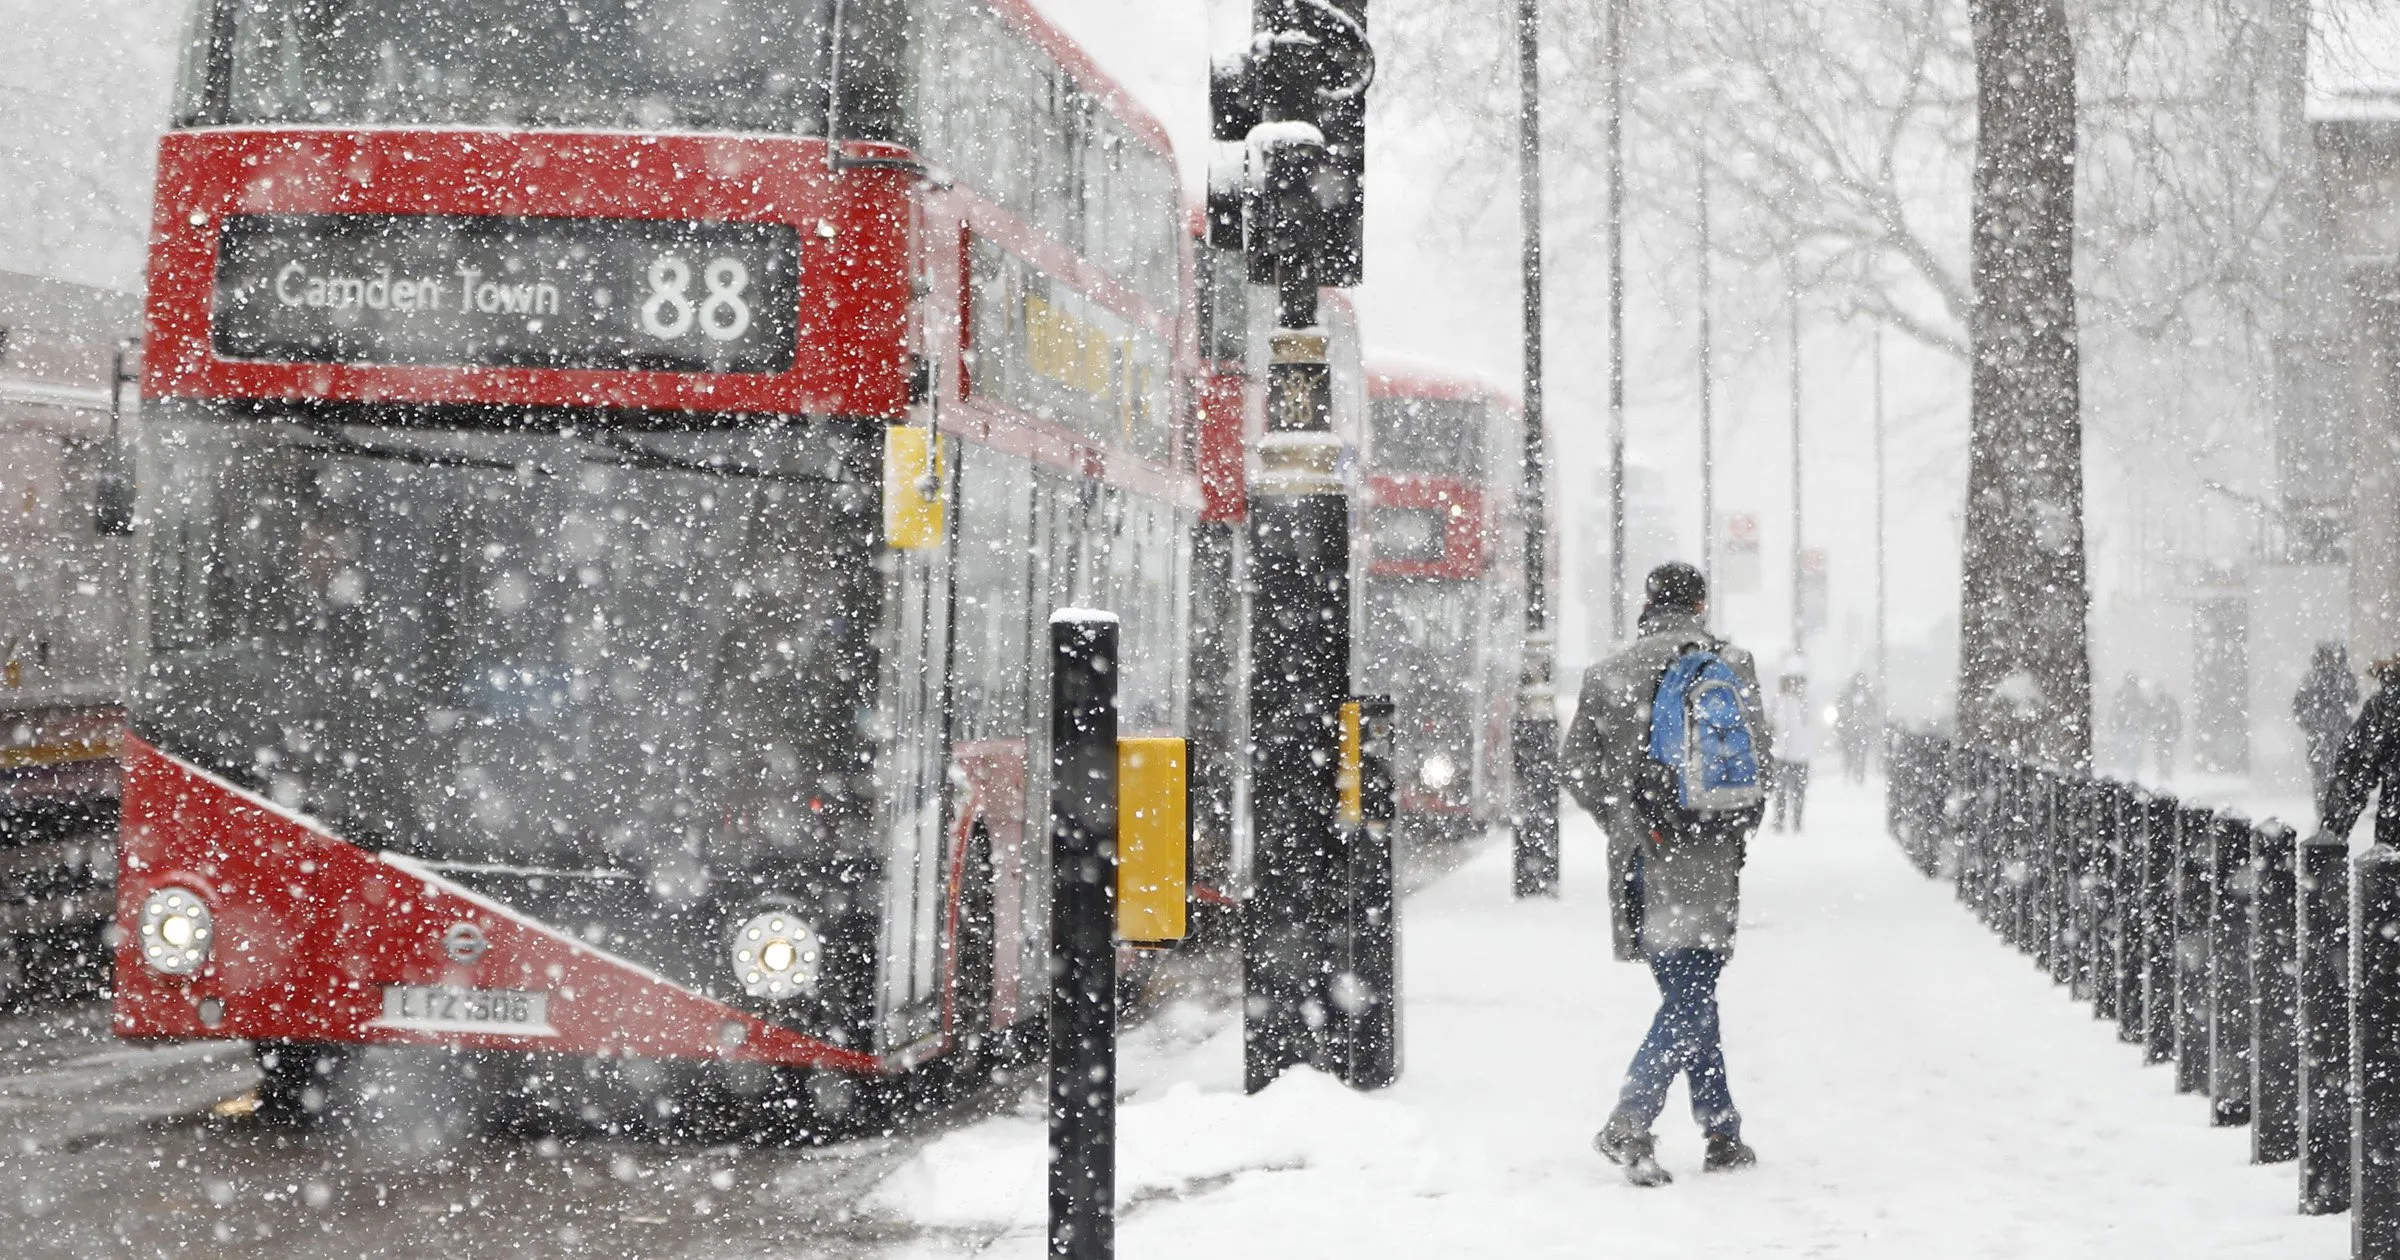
[1243,310,1351,1092]
[1512,0,1560,898]
[1237,0,1370,1093]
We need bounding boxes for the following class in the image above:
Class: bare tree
[0,0,181,290]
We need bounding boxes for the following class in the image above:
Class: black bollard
[2004,763,2030,949]
[2354,844,2400,1256]
[2061,776,2082,984]
[2298,828,2351,1215]
[1342,697,1399,1090]
[1048,612,1118,1260]
[2115,787,2149,1043]
[1968,752,1995,917]
[2174,806,2213,1095]
[2015,766,2038,954]
[1926,741,1946,881]
[2207,814,2254,1127]
[2143,794,2180,1066]
[2249,822,2298,1164]
[1958,751,1982,909]
[2044,772,2064,979]
[2091,781,2122,1021]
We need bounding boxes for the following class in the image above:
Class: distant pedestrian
[2110,673,2147,778]
[1834,672,1877,784]
[1563,561,1768,1187]
[2294,643,2359,806]
[2320,660,2400,843]
[1769,668,1815,832]
[2147,684,2183,781]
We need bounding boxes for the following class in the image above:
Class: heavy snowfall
[0,0,2394,1257]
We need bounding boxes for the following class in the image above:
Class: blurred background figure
[1834,671,1878,784]
[2294,642,2360,804]
[2110,673,2147,777]
[2145,681,2183,781]
[1769,665,1816,833]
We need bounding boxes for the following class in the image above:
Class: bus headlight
[137,887,215,977]
[731,910,821,1000]
[1419,753,1459,792]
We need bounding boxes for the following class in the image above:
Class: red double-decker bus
[1358,364,1524,847]
[116,0,1198,1130]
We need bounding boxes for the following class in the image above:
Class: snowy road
[0,840,1483,1256]
[0,999,941,1258]
[873,777,2349,1259]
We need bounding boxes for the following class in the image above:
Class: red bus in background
[116,0,1199,1132]
[1359,364,1525,847]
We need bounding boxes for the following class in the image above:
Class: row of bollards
[1883,731,2400,1257]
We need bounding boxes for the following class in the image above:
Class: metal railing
[1883,730,2400,1250]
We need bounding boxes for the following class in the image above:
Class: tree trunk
[1957,0,2090,767]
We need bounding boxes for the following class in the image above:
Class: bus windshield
[1368,396,1485,476]
[133,407,881,875]
[192,0,836,133]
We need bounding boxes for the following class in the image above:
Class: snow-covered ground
[862,776,2344,1258]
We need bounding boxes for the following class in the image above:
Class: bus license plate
[376,985,554,1036]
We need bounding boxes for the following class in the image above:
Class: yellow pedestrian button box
[1338,700,1363,826]
[884,424,944,550]
[1117,737,1188,946]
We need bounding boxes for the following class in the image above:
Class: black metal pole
[1345,696,1399,1089]
[2298,828,2351,1214]
[1603,0,1625,642]
[2011,766,2035,953]
[2045,773,2070,980]
[1511,0,1560,898]
[1871,325,1886,700]
[1244,317,1350,1091]
[2112,787,2146,1043]
[1785,265,1804,656]
[2174,806,2212,1095]
[2064,778,2092,995]
[1696,147,1714,584]
[2249,822,2298,1164]
[2354,843,2400,1256]
[1242,0,1358,1091]
[2207,814,2254,1127]
[2085,781,2115,1013]
[1048,612,1118,1260]
[1962,750,1988,913]
[2141,794,2177,1066]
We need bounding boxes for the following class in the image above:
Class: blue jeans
[1613,948,1740,1139]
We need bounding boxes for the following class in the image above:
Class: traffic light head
[1213,1,1370,288]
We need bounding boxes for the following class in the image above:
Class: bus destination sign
[211,213,801,375]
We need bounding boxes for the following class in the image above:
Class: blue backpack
[1644,644,1765,816]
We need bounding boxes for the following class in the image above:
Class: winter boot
[1592,1121,1673,1187]
[1703,1132,1757,1172]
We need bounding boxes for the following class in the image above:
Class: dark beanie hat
[1644,561,1707,612]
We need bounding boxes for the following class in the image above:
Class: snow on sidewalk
[863,778,2345,1259]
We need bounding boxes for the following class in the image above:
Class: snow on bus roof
[1366,355,1522,413]
[995,0,1176,160]
[2310,0,2400,123]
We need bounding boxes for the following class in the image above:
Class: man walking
[2294,643,2359,806]
[1834,671,1878,784]
[1563,561,1768,1187]
[2323,659,2400,843]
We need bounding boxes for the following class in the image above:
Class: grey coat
[1561,610,1771,961]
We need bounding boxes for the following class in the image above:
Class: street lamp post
[1604,0,1626,644]
[1511,0,1561,898]
[1696,148,1713,584]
